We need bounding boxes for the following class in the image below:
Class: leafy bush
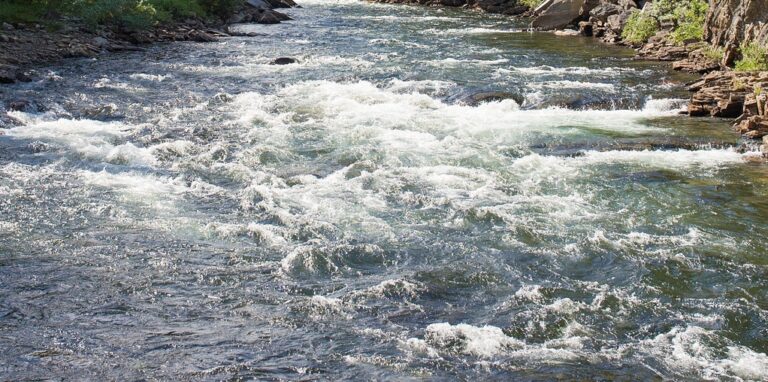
[621,10,658,45]
[618,0,707,45]
[0,0,245,27]
[735,43,768,72]
[519,0,544,9]
[150,0,206,22]
[0,0,73,23]
[669,0,707,44]
[700,45,724,62]
[78,0,157,30]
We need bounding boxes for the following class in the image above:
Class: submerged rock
[460,91,524,106]
[0,64,31,83]
[270,57,298,65]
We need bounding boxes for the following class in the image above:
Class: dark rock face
[704,0,768,65]
[589,3,622,23]
[531,0,585,30]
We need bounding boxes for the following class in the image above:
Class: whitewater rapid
[1,1,766,380]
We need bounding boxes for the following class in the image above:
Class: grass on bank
[735,43,768,72]
[621,10,658,45]
[621,0,708,45]
[0,0,246,30]
[519,0,544,9]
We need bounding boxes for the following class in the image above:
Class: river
[1,0,767,380]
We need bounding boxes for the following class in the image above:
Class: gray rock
[617,0,638,10]
[607,10,633,33]
[93,36,110,48]
[589,3,622,23]
[2,22,13,31]
[270,57,298,65]
[580,0,600,17]
[461,91,524,106]
[246,0,272,9]
[531,0,586,30]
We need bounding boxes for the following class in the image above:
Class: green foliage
[0,2,46,23]
[619,0,708,45]
[0,0,245,28]
[735,43,768,72]
[150,0,206,22]
[621,10,658,45]
[700,45,724,62]
[0,0,73,23]
[669,0,707,44]
[519,0,544,9]
[78,0,157,30]
[199,0,246,20]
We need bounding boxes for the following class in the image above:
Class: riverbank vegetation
[735,42,768,72]
[0,0,245,29]
[519,0,544,9]
[621,0,708,45]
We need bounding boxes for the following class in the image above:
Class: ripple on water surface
[0,1,767,381]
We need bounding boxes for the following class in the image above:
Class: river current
[1,0,768,380]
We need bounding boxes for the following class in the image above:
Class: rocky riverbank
[369,0,768,146]
[0,0,295,84]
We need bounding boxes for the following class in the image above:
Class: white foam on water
[233,80,683,149]
[643,98,688,113]
[78,170,186,209]
[510,149,749,186]
[426,58,510,66]
[129,73,172,82]
[510,66,641,76]
[514,284,545,303]
[386,79,457,95]
[424,323,524,357]
[368,38,429,48]
[421,27,522,35]
[7,117,157,167]
[353,279,424,300]
[350,15,461,22]
[631,326,768,380]
[529,80,616,91]
[204,221,289,246]
[92,77,141,90]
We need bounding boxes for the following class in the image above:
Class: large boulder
[606,10,632,33]
[531,0,586,30]
[589,3,622,23]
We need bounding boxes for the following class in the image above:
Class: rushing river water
[2,0,768,380]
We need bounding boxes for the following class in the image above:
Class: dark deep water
[1,1,768,380]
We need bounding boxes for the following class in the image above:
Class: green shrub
[735,43,768,72]
[621,10,658,45]
[78,0,158,30]
[0,0,245,27]
[0,0,74,23]
[669,0,707,44]
[0,2,46,23]
[149,0,206,22]
[519,0,544,9]
[700,45,724,62]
